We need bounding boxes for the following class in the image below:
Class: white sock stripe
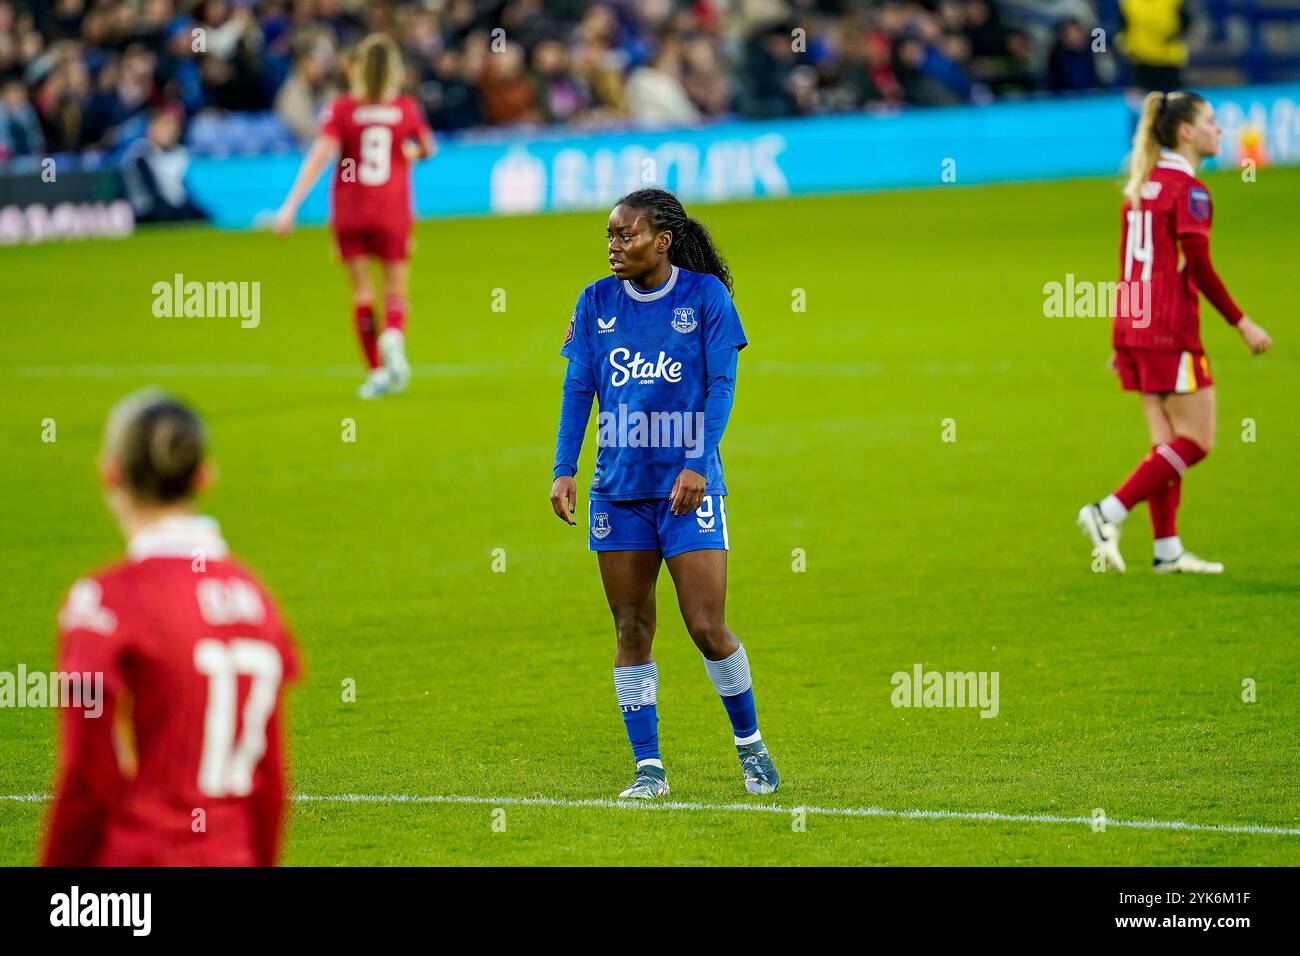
[703,644,752,697]
[614,662,658,707]
[1156,443,1188,476]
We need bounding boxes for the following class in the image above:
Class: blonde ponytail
[353,34,402,102]
[1123,91,1166,206]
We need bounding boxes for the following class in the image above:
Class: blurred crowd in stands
[0,0,1139,161]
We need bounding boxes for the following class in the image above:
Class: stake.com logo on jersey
[607,348,682,386]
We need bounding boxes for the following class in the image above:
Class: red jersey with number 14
[42,516,299,867]
[1113,151,1214,353]
[320,92,430,230]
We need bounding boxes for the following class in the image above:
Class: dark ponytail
[104,389,206,503]
[615,188,733,295]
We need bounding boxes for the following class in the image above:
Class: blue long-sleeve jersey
[553,266,746,501]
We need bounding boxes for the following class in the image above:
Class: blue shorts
[588,496,729,558]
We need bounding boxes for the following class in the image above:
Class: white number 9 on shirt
[193,638,283,798]
[359,126,393,186]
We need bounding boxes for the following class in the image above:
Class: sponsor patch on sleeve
[563,312,575,346]
[1188,187,1212,221]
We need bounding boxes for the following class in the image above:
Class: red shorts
[334,222,411,262]
[1114,348,1213,394]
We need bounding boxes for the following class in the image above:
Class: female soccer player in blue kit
[549,188,779,799]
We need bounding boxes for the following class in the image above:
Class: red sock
[384,293,407,333]
[1116,437,1206,510]
[1149,471,1181,539]
[354,302,380,369]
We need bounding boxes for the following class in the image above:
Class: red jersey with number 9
[320,92,430,230]
[42,516,300,867]
[1113,152,1214,353]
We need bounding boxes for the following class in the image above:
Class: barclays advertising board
[185,82,1300,230]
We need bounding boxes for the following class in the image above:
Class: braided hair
[615,188,733,295]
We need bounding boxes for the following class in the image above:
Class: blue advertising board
[185,83,1300,230]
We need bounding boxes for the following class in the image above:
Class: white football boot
[358,367,392,400]
[618,764,670,799]
[378,328,411,394]
[1077,502,1127,573]
[1153,551,1224,574]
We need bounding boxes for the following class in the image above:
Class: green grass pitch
[1,168,1297,866]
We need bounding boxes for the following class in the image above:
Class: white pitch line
[4,792,1296,836]
[291,794,1300,836]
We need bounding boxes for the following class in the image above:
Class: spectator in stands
[742,21,798,119]
[106,43,163,142]
[159,17,207,117]
[895,35,962,106]
[420,47,484,132]
[1048,17,1100,92]
[274,32,337,144]
[1119,0,1188,91]
[0,76,43,157]
[34,49,90,152]
[570,15,628,119]
[964,0,1008,61]
[530,38,590,125]
[680,33,731,117]
[478,39,544,126]
[994,29,1038,95]
[120,107,207,222]
[625,33,700,126]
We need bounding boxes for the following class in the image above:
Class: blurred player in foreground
[43,390,299,866]
[550,188,779,799]
[1078,91,1272,573]
[275,33,435,399]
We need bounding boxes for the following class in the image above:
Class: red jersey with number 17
[1113,151,1214,353]
[320,93,430,230]
[42,516,300,867]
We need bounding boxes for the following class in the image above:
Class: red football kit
[1112,150,1243,394]
[320,92,431,261]
[43,516,300,867]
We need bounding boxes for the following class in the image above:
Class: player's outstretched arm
[274,134,339,235]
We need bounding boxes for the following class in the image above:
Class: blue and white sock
[614,661,661,767]
[703,644,761,746]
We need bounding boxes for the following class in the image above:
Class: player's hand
[402,141,421,163]
[550,475,578,525]
[669,468,707,516]
[272,206,296,236]
[1107,351,1117,371]
[1237,317,1272,356]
